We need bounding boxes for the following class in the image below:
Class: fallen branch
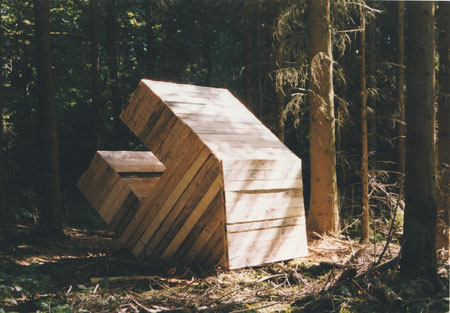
[90,275,158,284]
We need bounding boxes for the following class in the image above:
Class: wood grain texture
[78,79,308,269]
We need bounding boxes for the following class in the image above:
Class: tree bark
[436,1,450,251]
[360,8,369,243]
[34,0,62,231]
[400,1,437,281]
[306,0,339,234]
[106,0,123,149]
[243,0,254,110]
[145,0,155,78]
[397,0,406,173]
[90,0,100,158]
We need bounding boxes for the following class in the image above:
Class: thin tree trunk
[145,0,154,78]
[306,0,339,234]
[274,10,284,142]
[400,1,437,281]
[0,51,4,227]
[436,1,449,251]
[360,8,369,243]
[397,0,406,172]
[106,0,123,150]
[256,3,263,118]
[367,18,377,150]
[34,0,62,232]
[243,0,254,110]
[90,0,100,158]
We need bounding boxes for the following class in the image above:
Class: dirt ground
[0,222,448,313]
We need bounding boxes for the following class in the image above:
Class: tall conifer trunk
[34,0,62,231]
[401,1,437,280]
[90,0,100,158]
[243,0,254,110]
[436,1,449,250]
[306,0,339,234]
[106,0,123,149]
[360,8,369,243]
[397,0,406,172]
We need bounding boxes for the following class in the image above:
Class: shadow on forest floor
[0,196,448,312]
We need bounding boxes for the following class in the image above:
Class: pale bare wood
[161,174,223,259]
[123,176,161,200]
[110,193,141,236]
[224,167,301,182]
[128,147,211,256]
[198,133,280,143]
[102,183,131,224]
[121,86,156,134]
[77,153,108,199]
[193,221,225,265]
[225,188,302,205]
[176,112,260,124]
[227,216,305,233]
[183,206,224,263]
[226,204,304,225]
[222,158,300,171]
[120,81,147,126]
[141,106,178,149]
[224,178,302,191]
[214,147,298,161]
[140,156,219,259]
[96,176,124,219]
[172,191,223,261]
[228,234,308,269]
[155,120,194,165]
[119,140,206,246]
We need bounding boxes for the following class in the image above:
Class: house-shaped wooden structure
[78,80,308,269]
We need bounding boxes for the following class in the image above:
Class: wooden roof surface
[141,80,299,161]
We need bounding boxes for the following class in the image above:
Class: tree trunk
[360,8,369,243]
[397,0,406,173]
[367,17,377,150]
[34,0,62,232]
[243,0,254,110]
[0,48,4,227]
[306,0,339,234]
[145,0,155,78]
[274,3,284,142]
[400,1,437,281]
[436,1,449,251]
[106,0,123,150]
[90,0,100,158]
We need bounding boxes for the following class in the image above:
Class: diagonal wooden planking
[78,79,308,269]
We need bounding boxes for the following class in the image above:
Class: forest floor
[0,197,449,313]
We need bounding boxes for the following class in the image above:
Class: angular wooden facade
[78,80,308,269]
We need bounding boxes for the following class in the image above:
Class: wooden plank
[126,145,211,254]
[155,120,194,165]
[172,191,223,261]
[141,106,178,150]
[102,182,131,224]
[227,216,305,233]
[227,223,306,250]
[226,203,304,224]
[131,89,163,137]
[89,166,117,210]
[225,188,302,203]
[77,153,108,200]
[214,147,299,161]
[224,178,302,191]
[224,168,301,182]
[176,112,260,125]
[143,80,227,97]
[95,176,124,219]
[119,140,206,246]
[183,204,224,264]
[139,155,219,259]
[161,173,223,259]
[228,233,308,269]
[110,193,141,236]
[198,133,280,143]
[222,159,300,172]
[204,233,225,266]
[123,176,161,200]
[120,82,148,126]
[193,222,225,265]
[121,86,156,134]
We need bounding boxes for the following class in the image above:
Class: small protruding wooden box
[78,80,308,269]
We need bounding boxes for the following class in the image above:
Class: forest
[0,0,449,312]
